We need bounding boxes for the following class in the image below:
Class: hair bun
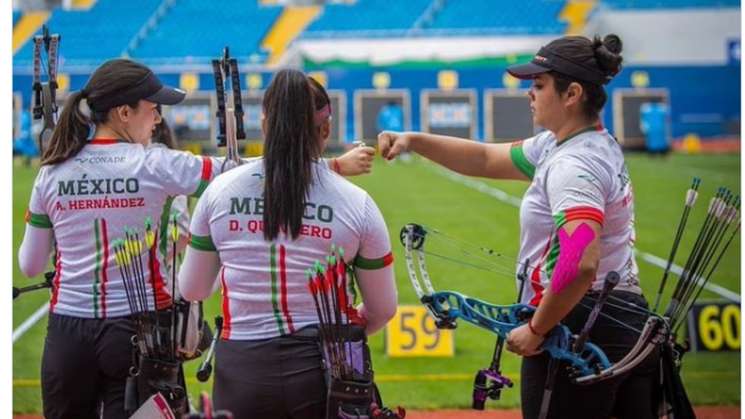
[593,34,623,78]
[601,34,623,55]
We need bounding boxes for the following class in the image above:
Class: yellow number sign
[690,301,740,352]
[385,305,454,357]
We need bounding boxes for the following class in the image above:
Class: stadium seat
[427,0,567,35]
[303,0,432,37]
[132,0,282,63]
[14,0,161,65]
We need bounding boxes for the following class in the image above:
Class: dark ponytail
[41,59,150,165]
[262,69,321,241]
[41,90,89,165]
[550,34,623,120]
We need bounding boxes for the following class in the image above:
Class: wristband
[528,318,545,337]
[332,158,341,174]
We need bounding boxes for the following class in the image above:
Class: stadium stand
[14,0,161,64]
[132,0,282,63]
[426,0,567,35]
[303,0,432,37]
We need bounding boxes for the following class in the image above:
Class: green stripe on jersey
[354,253,391,270]
[27,212,52,228]
[190,235,216,251]
[269,244,286,334]
[93,219,102,318]
[510,144,535,180]
[193,180,209,198]
[158,197,175,258]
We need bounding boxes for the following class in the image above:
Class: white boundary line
[431,164,740,303]
[13,303,49,343]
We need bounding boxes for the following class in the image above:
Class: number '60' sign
[688,301,740,352]
[385,306,454,357]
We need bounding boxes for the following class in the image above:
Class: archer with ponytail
[179,69,397,417]
[17,58,245,419]
[380,35,658,418]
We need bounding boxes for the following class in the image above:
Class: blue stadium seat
[13,10,21,27]
[304,0,432,37]
[132,0,282,63]
[427,0,566,35]
[14,0,161,65]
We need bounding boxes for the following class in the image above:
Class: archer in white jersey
[511,125,641,306]
[179,70,397,418]
[379,34,659,419]
[185,159,393,340]
[17,58,203,419]
[23,139,218,318]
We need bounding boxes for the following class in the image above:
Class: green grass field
[12,152,741,413]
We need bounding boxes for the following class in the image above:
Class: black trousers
[520,291,660,419]
[213,327,326,419]
[42,313,136,419]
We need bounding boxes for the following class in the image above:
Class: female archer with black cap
[379,35,658,419]
[16,58,375,419]
[16,58,225,419]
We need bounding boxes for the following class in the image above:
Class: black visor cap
[507,46,610,85]
[89,71,186,111]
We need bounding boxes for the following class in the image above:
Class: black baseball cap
[507,38,611,85]
[89,70,186,111]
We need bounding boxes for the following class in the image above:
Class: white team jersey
[189,159,393,340]
[26,138,221,318]
[509,126,641,306]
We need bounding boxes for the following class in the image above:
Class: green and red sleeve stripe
[509,140,536,180]
[553,206,604,229]
[190,234,216,251]
[193,157,213,198]
[353,252,394,270]
[25,209,52,228]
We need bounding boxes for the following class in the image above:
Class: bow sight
[212,47,245,166]
[32,25,61,156]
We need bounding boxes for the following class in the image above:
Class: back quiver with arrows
[308,248,406,419]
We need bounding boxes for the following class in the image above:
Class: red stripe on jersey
[100,219,109,318]
[200,157,213,181]
[564,206,604,226]
[382,252,394,267]
[151,232,173,310]
[529,262,544,306]
[220,267,232,339]
[279,245,294,333]
[49,251,62,312]
[89,138,120,145]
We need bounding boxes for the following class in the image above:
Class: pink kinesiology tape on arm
[550,223,596,294]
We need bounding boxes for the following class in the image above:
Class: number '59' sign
[385,306,454,357]
[688,301,740,352]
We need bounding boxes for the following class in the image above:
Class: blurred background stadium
[11,0,741,416]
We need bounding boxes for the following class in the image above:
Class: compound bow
[212,46,246,169]
[400,224,667,389]
[32,25,61,156]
